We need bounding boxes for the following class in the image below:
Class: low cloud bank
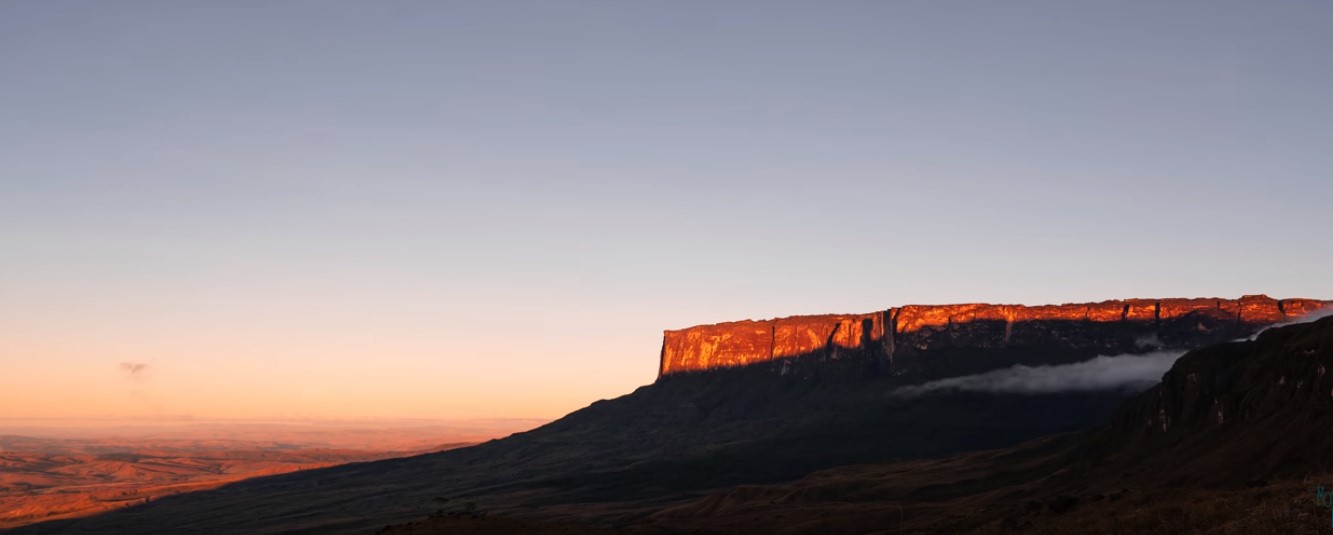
[890,310,1333,399]
[889,351,1183,398]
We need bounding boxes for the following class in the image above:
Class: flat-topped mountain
[660,295,1328,379]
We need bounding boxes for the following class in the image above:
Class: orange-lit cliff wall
[658,295,1328,377]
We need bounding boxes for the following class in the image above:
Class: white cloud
[889,351,1183,398]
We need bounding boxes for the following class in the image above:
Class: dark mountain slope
[638,316,1333,534]
[1091,313,1333,486]
[13,352,1148,534]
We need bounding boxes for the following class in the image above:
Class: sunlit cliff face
[658,295,1329,377]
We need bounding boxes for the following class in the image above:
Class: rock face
[659,295,1329,379]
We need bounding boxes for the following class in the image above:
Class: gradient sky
[3,1,1331,421]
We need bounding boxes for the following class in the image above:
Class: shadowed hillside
[628,315,1333,534]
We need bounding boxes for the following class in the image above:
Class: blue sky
[2,1,1331,419]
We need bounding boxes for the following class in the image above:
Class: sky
[2,1,1331,421]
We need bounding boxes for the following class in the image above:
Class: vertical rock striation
[658,295,1329,379]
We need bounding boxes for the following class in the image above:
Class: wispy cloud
[120,362,149,380]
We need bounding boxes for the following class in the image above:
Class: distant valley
[0,421,541,529]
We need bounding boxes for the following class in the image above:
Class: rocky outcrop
[658,313,887,377]
[1113,314,1333,438]
[1083,314,1333,486]
[659,295,1329,378]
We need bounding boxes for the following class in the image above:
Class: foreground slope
[10,367,1135,534]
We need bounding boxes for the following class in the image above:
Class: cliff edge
[660,295,1329,379]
